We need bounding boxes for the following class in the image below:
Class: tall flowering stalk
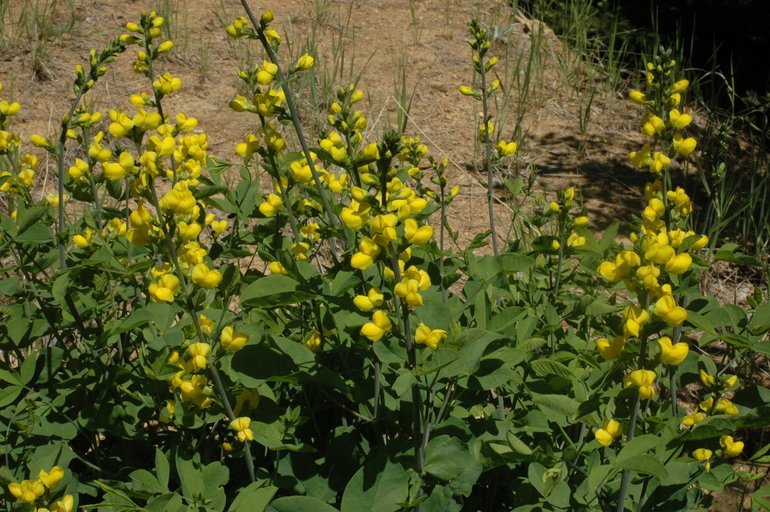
[460,20,517,255]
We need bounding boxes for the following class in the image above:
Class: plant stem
[616,394,641,512]
[478,50,498,256]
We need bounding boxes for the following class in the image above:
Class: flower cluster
[7,467,73,512]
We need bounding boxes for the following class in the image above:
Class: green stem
[616,394,641,512]
[479,54,498,256]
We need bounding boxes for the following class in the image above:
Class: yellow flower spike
[682,412,705,426]
[658,336,689,365]
[221,326,249,351]
[192,263,223,289]
[720,435,744,457]
[361,310,392,342]
[187,342,211,371]
[394,279,424,308]
[38,466,65,489]
[595,419,622,447]
[153,73,182,95]
[414,323,447,350]
[596,336,625,360]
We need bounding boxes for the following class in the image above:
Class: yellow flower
[148,274,181,303]
[8,479,46,503]
[178,221,203,240]
[622,305,650,338]
[654,295,687,327]
[229,417,254,442]
[259,193,283,217]
[340,199,371,230]
[720,435,744,457]
[595,419,622,447]
[268,261,288,275]
[187,342,211,371]
[404,218,434,245]
[351,237,381,270]
[658,336,688,365]
[73,229,94,249]
[221,326,248,351]
[361,310,392,342]
[596,336,625,360]
[682,412,705,426]
[414,323,447,350]
[153,72,182,95]
[715,398,739,416]
[296,53,314,70]
[192,263,222,289]
[699,369,716,387]
[673,133,697,156]
[624,369,657,399]
[567,232,586,247]
[629,91,647,104]
[496,140,517,157]
[671,79,689,94]
[38,467,65,489]
[693,448,712,471]
[353,287,385,312]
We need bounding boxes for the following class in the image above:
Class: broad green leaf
[340,455,408,512]
[685,310,717,336]
[267,496,340,512]
[113,309,155,334]
[615,435,662,463]
[615,454,668,477]
[680,416,735,440]
[531,394,579,418]
[424,435,476,481]
[498,253,536,273]
[155,448,170,490]
[530,358,573,378]
[0,384,23,408]
[240,274,314,307]
[231,483,277,512]
[506,431,533,455]
[14,223,53,244]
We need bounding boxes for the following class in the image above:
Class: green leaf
[231,483,277,512]
[506,431,533,455]
[685,310,717,336]
[240,274,315,308]
[615,435,662,463]
[615,454,668,477]
[267,496,340,512]
[415,349,459,376]
[680,416,735,441]
[423,435,476,481]
[113,309,155,334]
[531,394,579,418]
[498,253,536,273]
[16,205,49,234]
[155,449,170,490]
[130,469,162,492]
[340,455,408,512]
[530,358,573,378]
[14,223,53,244]
[0,385,23,408]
